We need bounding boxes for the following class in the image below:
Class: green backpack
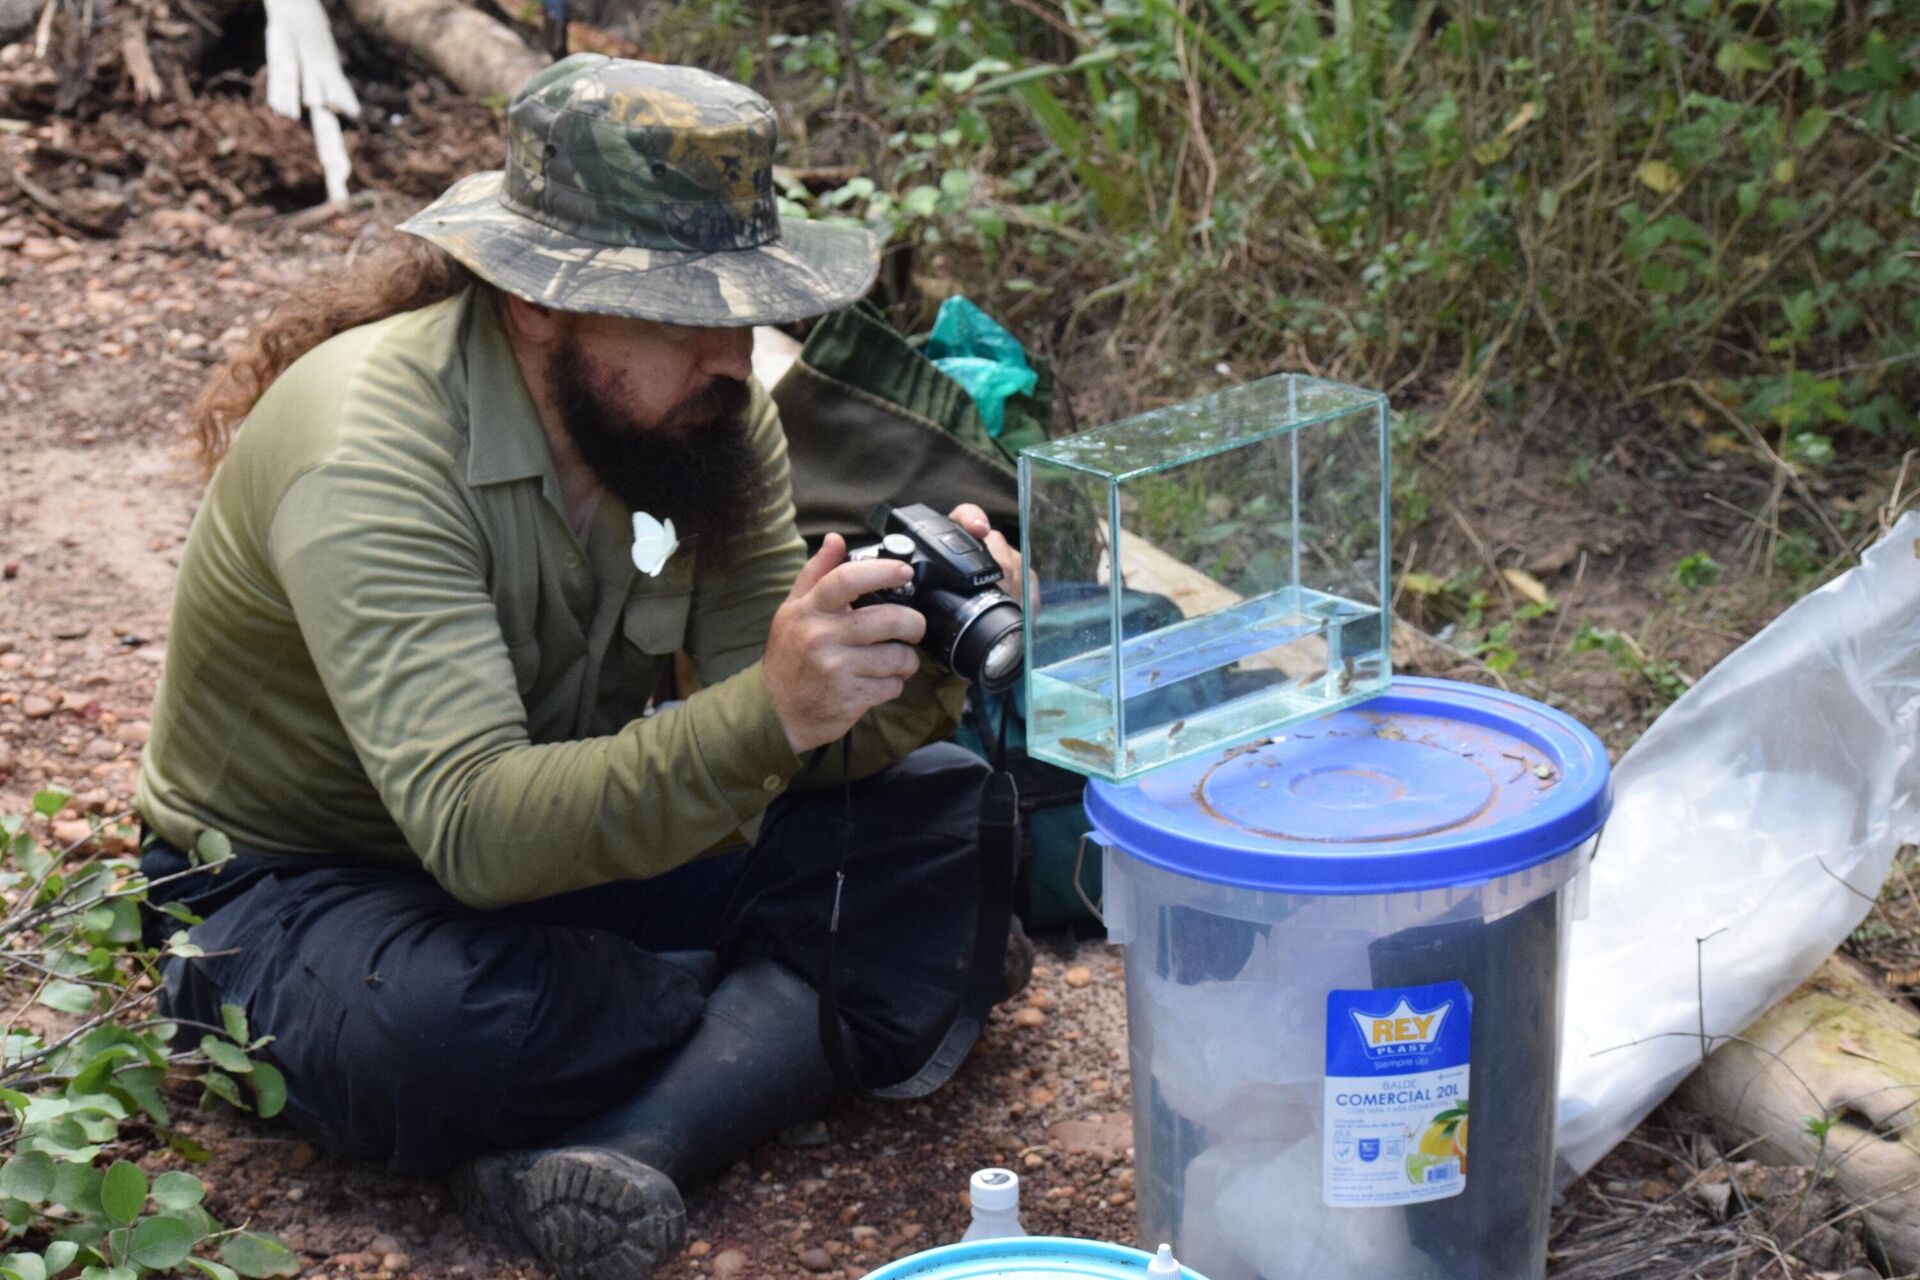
[773,302,1101,928]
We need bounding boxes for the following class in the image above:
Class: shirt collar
[462,289,559,489]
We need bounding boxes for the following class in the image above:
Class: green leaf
[148,1173,203,1213]
[50,1162,101,1217]
[128,1218,194,1271]
[0,1155,53,1205]
[98,1162,144,1226]
[198,1038,251,1075]
[900,185,941,218]
[3,1252,47,1280]
[1791,106,1831,150]
[192,831,231,865]
[198,1072,245,1110]
[219,1007,248,1047]
[35,983,94,1016]
[44,1242,77,1274]
[218,1234,299,1279]
[113,1067,169,1126]
[99,901,140,946]
[1635,160,1682,195]
[247,1063,286,1121]
[1714,39,1773,77]
[32,793,70,820]
[78,1267,133,1280]
[188,1261,239,1280]
[166,1134,211,1166]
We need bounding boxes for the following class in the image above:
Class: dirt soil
[0,94,1910,1280]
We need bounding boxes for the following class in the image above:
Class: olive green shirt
[136,288,966,908]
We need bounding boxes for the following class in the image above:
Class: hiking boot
[450,1146,684,1280]
[553,957,839,1187]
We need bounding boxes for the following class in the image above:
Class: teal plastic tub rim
[862,1237,1205,1279]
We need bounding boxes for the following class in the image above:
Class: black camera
[848,503,1024,693]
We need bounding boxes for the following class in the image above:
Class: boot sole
[517,1148,686,1280]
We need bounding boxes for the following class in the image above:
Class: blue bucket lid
[1085,677,1611,895]
[864,1238,1204,1279]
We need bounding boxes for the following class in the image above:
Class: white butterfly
[630,511,679,577]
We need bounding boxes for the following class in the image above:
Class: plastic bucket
[1086,677,1612,1280]
[863,1238,1207,1279]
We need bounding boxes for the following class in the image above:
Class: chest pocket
[621,582,693,657]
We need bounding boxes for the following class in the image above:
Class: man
[135,54,1021,1280]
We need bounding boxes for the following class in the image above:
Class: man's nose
[698,326,754,382]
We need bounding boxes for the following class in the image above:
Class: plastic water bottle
[959,1168,1025,1242]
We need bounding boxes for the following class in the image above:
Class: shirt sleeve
[683,384,971,794]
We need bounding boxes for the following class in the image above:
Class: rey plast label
[1323,981,1471,1207]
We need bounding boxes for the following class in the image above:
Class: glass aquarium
[1019,373,1390,782]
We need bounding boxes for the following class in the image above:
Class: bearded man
[134,54,1021,1280]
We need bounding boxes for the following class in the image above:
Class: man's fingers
[842,602,927,647]
[786,533,845,603]
[809,556,913,613]
[983,528,1021,592]
[845,642,921,681]
[948,503,990,538]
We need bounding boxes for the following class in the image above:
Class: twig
[1696,929,1728,1066]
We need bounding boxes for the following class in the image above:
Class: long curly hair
[189,237,476,474]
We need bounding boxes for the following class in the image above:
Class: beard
[546,331,768,568]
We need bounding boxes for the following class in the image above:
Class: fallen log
[1676,953,1920,1272]
[340,0,547,103]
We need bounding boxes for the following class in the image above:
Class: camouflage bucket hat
[398,54,879,327]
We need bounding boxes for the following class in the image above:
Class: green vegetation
[700,0,1918,458]
[0,795,297,1280]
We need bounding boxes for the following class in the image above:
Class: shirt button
[564,553,581,570]
[763,775,782,792]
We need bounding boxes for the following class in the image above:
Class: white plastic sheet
[1556,511,1920,1180]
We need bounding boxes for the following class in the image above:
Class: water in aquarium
[1028,586,1388,778]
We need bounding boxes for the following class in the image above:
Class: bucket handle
[1072,833,1105,928]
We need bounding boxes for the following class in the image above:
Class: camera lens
[981,628,1024,688]
[946,593,1024,694]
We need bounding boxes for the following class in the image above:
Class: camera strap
[816,718,1020,1100]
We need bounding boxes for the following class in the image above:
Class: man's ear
[501,293,563,347]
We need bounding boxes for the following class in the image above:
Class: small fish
[1059,737,1108,761]
[1167,719,1187,738]
[1337,655,1357,694]
[1035,708,1068,720]
[1146,668,1163,687]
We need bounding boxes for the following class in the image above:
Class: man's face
[542,313,769,565]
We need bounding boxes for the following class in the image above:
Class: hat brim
[397,171,880,327]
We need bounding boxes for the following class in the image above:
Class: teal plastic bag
[925,297,1038,439]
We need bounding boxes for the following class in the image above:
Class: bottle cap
[967,1167,1019,1212]
[1147,1243,1180,1277]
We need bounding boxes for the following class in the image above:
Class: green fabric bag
[774,302,1049,546]
[774,302,1110,928]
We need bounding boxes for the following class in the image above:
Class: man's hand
[763,534,928,754]
[947,503,1023,598]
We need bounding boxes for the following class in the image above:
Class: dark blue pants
[144,743,989,1177]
